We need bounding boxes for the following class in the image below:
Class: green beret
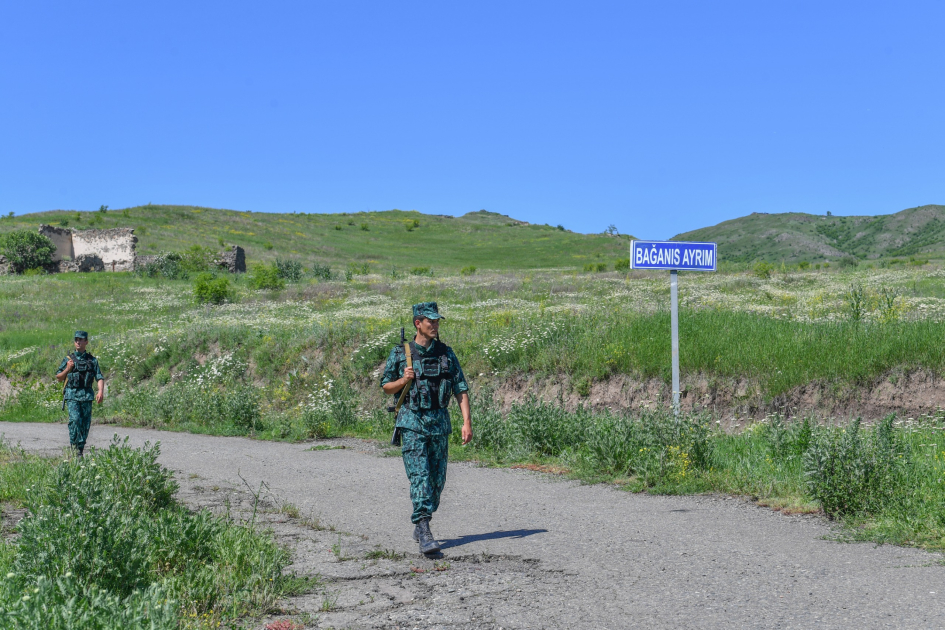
[412,302,444,320]
[74,331,89,340]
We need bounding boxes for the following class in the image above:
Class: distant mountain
[672,205,945,263]
[0,206,635,271]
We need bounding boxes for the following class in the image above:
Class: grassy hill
[673,204,945,264]
[0,205,633,272]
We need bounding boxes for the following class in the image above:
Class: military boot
[415,518,440,554]
[413,524,420,542]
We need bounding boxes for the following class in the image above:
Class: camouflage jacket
[380,338,469,436]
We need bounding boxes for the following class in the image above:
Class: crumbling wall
[215,245,246,273]
[58,254,105,273]
[38,225,74,262]
[71,228,137,272]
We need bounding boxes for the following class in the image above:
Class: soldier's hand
[95,390,104,404]
[65,358,75,372]
[462,421,473,445]
[403,367,415,382]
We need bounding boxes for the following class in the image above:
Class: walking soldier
[55,331,104,457]
[381,302,473,554]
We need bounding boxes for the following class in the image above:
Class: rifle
[60,352,72,411]
[388,327,414,446]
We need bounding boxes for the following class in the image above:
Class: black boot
[413,524,420,542]
[416,518,440,554]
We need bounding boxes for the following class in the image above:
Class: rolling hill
[0,205,633,272]
[673,204,945,263]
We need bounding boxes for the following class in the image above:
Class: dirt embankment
[491,369,945,422]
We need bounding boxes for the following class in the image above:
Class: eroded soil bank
[485,368,945,422]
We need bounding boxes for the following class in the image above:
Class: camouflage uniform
[57,332,104,453]
[381,305,469,524]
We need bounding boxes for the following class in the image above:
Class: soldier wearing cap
[381,302,473,554]
[55,331,104,457]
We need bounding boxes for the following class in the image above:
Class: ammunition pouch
[403,341,455,411]
[67,353,97,390]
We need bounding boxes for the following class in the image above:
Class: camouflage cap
[74,331,89,339]
[412,302,445,320]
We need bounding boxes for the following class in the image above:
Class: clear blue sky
[2,2,943,238]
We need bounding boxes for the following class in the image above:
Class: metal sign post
[630,240,717,417]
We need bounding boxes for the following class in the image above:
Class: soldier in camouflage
[56,331,105,457]
[381,302,473,555]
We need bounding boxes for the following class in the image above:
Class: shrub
[360,223,369,231]
[752,261,774,278]
[263,241,274,250]
[0,230,55,273]
[58,219,69,227]
[614,258,630,272]
[583,263,607,273]
[134,251,187,279]
[410,266,430,276]
[460,265,477,276]
[837,256,859,269]
[557,224,565,231]
[334,225,342,231]
[310,262,332,280]
[274,257,304,282]
[249,264,285,290]
[179,245,215,273]
[798,260,810,270]
[193,272,232,305]
[22,267,45,276]
[804,416,908,519]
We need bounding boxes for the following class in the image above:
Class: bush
[804,416,908,519]
[179,245,215,273]
[614,258,630,272]
[410,266,431,276]
[460,265,477,276]
[360,223,369,231]
[582,263,607,273]
[310,262,332,280]
[2,438,287,625]
[837,256,859,269]
[274,258,304,282]
[249,264,285,290]
[0,230,55,273]
[193,272,232,305]
[263,241,274,250]
[334,225,342,231]
[753,261,775,279]
[134,252,187,279]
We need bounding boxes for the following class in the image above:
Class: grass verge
[0,436,298,629]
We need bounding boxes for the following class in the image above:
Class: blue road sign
[630,240,717,271]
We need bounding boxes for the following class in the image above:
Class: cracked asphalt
[2,421,944,629]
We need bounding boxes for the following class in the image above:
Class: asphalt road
[2,421,943,629]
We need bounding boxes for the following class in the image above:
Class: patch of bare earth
[493,369,945,423]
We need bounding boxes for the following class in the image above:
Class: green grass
[4,264,945,553]
[0,437,297,629]
[0,205,633,272]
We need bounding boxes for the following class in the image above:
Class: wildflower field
[3,263,945,550]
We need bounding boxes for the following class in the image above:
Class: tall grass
[0,437,294,628]
[451,395,945,549]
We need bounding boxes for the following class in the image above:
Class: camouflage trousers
[401,430,449,524]
[67,400,92,451]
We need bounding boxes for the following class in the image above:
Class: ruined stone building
[40,225,137,272]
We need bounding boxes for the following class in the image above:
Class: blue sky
[2,2,943,239]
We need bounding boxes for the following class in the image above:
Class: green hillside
[0,205,633,272]
[673,204,945,263]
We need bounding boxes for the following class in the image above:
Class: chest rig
[404,340,454,411]
[67,352,97,389]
